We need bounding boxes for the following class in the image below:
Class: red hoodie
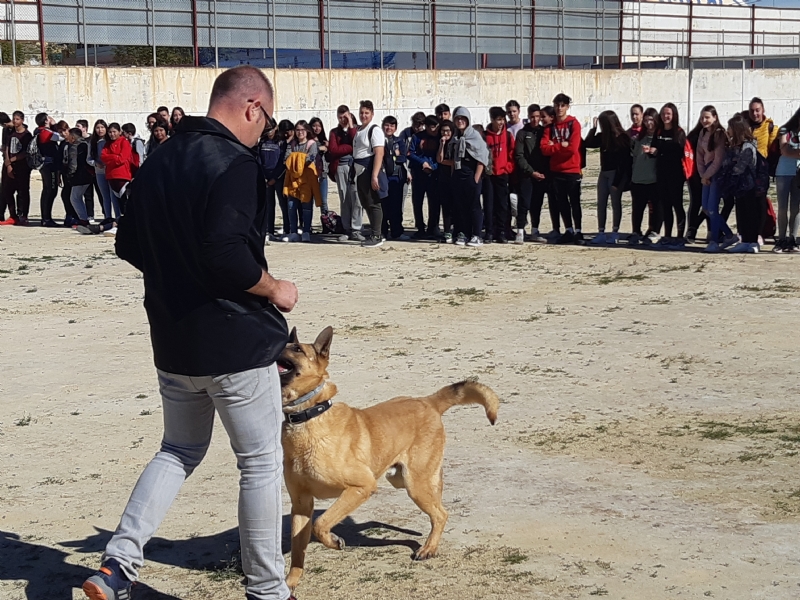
[326,126,356,181]
[484,126,515,176]
[541,116,582,174]
[101,136,133,181]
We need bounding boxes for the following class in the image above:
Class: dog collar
[285,399,333,425]
[286,381,327,407]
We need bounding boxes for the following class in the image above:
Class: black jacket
[65,139,93,186]
[514,124,550,177]
[115,116,288,376]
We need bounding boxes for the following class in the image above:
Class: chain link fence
[2,0,800,68]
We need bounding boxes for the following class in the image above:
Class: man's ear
[313,326,334,359]
[289,327,299,345]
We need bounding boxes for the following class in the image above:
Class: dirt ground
[2,157,800,600]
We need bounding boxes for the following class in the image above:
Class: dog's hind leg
[405,461,448,561]
[313,479,377,551]
[286,492,314,591]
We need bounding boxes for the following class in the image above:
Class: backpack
[26,135,45,170]
[129,139,141,177]
[767,122,780,178]
[763,196,777,239]
[682,138,695,180]
[754,150,771,196]
[320,209,345,234]
[258,140,282,179]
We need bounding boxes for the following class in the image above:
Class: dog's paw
[320,532,346,551]
[286,567,303,590]
[413,546,438,561]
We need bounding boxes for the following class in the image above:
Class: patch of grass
[17,264,28,271]
[520,314,541,322]
[502,550,528,565]
[25,287,37,293]
[140,409,153,416]
[595,271,648,285]
[39,477,64,486]
[136,394,148,399]
[307,565,327,574]
[738,451,773,462]
[384,571,414,581]
[590,587,609,596]
[15,414,32,426]
[357,573,381,584]
[659,264,691,273]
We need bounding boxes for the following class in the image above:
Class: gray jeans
[776,175,800,240]
[104,363,289,600]
[70,184,90,221]
[335,163,362,233]
[597,169,623,232]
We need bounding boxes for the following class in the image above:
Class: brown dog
[277,326,500,591]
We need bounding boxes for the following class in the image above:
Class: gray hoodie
[449,106,490,171]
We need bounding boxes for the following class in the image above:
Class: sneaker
[444,233,453,244]
[627,233,642,246]
[727,241,753,253]
[668,237,687,250]
[413,229,428,240]
[77,224,102,235]
[758,235,765,248]
[63,215,79,228]
[88,218,97,225]
[606,232,620,245]
[685,229,697,244]
[466,235,483,247]
[529,230,547,243]
[720,234,739,250]
[496,235,508,244]
[644,232,661,245]
[514,229,525,245]
[301,232,311,243]
[362,236,384,248]
[16,216,29,226]
[590,232,607,245]
[394,234,411,241]
[103,227,117,238]
[41,219,59,228]
[772,239,787,253]
[82,558,132,600]
[0,217,19,226]
[704,241,720,253]
[545,229,561,240]
[556,230,576,245]
[288,233,301,242]
[455,233,467,246]
[790,238,800,253]
[349,231,366,242]
[749,243,760,253]
[281,235,290,243]
[483,235,493,244]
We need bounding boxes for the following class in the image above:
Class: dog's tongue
[278,364,290,375]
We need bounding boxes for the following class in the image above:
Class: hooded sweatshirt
[750,117,777,158]
[484,125,515,176]
[540,115,582,174]
[448,107,490,172]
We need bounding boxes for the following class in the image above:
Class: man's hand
[267,179,276,186]
[371,175,380,191]
[561,141,569,148]
[270,279,299,313]
[533,171,545,180]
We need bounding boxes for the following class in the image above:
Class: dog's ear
[289,327,299,345]
[313,326,334,359]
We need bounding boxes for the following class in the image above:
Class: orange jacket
[283,152,322,206]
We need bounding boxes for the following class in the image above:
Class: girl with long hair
[695,106,737,252]
[585,109,631,244]
[627,107,660,244]
[539,105,560,236]
[87,119,117,220]
[100,122,133,214]
[309,117,330,214]
[283,120,319,242]
[649,102,687,246]
[721,114,760,253]
[170,107,185,131]
[773,107,800,252]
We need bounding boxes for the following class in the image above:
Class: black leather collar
[285,400,333,425]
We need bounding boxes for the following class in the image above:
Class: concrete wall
[2,66,798,133]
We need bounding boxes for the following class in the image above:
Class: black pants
[356,164,384,237]
[83,181,95,219]
[382,178,405,239]
[2,169,32,219]
[735,188,764,243]
[552,173,582,231]
[486,174,510,239]
[39,164,60,223]
[60,183,79,221]
[654,178,686,238]
[452,170,482,239]
[437,173,453,235]
[686,174,707,235]
[630,182,656,235]
[517,176,548,231]
[546,180,560,232]
[411,172,439,233]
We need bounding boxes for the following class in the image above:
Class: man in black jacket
[82,66,298,600]
[513,104,550,244]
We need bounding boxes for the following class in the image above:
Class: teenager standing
[448,107,489,247]
[436,119,456,243]
[88,119,116,221]
[773,107,800,253]
[626,108,659,244]
[628,104,644,139]
[0,111,33,226]
[309,117,329,214]
[327,106,363,241]
[722,114,761,253]
[352,100,388,248]
[513,104,549,244]
[283,120,319,242]
[650,102,687,245]
[33,113,63,227]
[408,115,441,238]
[381,116,410,241]
[484,107,516,243]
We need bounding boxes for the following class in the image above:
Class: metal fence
[1,0,800,69]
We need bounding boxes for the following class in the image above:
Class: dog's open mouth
[277,359,295,377]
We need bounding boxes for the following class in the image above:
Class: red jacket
[541,116,582,174]
[326,126,356,180]
[484,126,515,176]
[101,136,133,181]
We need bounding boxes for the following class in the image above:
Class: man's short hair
[69,127,83,138]
[435,103,450,116]
[209,66,274,109]
[631,104,643,113]
[12,110,24,120]
[411,112,426,127]
[553,93,572,106]
[359,100,375,112]
[749,97,764,108]
[157,106,169,114]
[0,112,10,125]
[527,103,541,114]
[35,112,49,127]
[122,123,136,135]
[382,115,398,127]
[424,115,440,127]
[489,106,506,120]
[77,119,89,129]
[336,104,350,115]
[505,100,521,110]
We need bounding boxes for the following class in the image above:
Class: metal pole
[10,0,16,66]
[687,0,693,62]
[318,0,325,68]
[473,0,478,70]
[749,4,755,68]
[518,3,523,70]
[94,43,97,66]
[191,0,199,67]
[559,2,565,69]
[741,59,746,114]
[378,0,383,69]
[213,0,218,68]
[637,0,641,69]
[271,0,276,68]
[687,59,694,126]
[530,0,535,69]
[601,4,604,69]
[326,0,331,69]
[151,0,156,67]
[431,0,437,70]
[36,0,46,65]
[81,0,87,67]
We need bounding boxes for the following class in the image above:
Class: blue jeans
[69,184,90,221]
[103,364,289,600]
[95,171,120,219]
[701,178,732,242]
[319,176,329,213]
[288,196,313,234]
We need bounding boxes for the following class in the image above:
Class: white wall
[2,66,798,134]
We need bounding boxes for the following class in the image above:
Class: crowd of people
[2,95,798,253]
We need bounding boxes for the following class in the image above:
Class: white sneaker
[289,233,301,242]
[455,233,467,246]
[301,232,311,243]
[606,232,620,244]
[590,232,607,245]
[758,235,765,248]
[749,242,760,253]
[297,228,304,235]
[103,227,117,237]
[727,241,753,253]
[514,229,525,245]
[466,235,483,247]
[704,241,720,253]
[281,235,290,243]
[720,234,739,250]
[645,232,661,245]
[88,218,97,225]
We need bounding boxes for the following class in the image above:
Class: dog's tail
[426,378,499,425]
